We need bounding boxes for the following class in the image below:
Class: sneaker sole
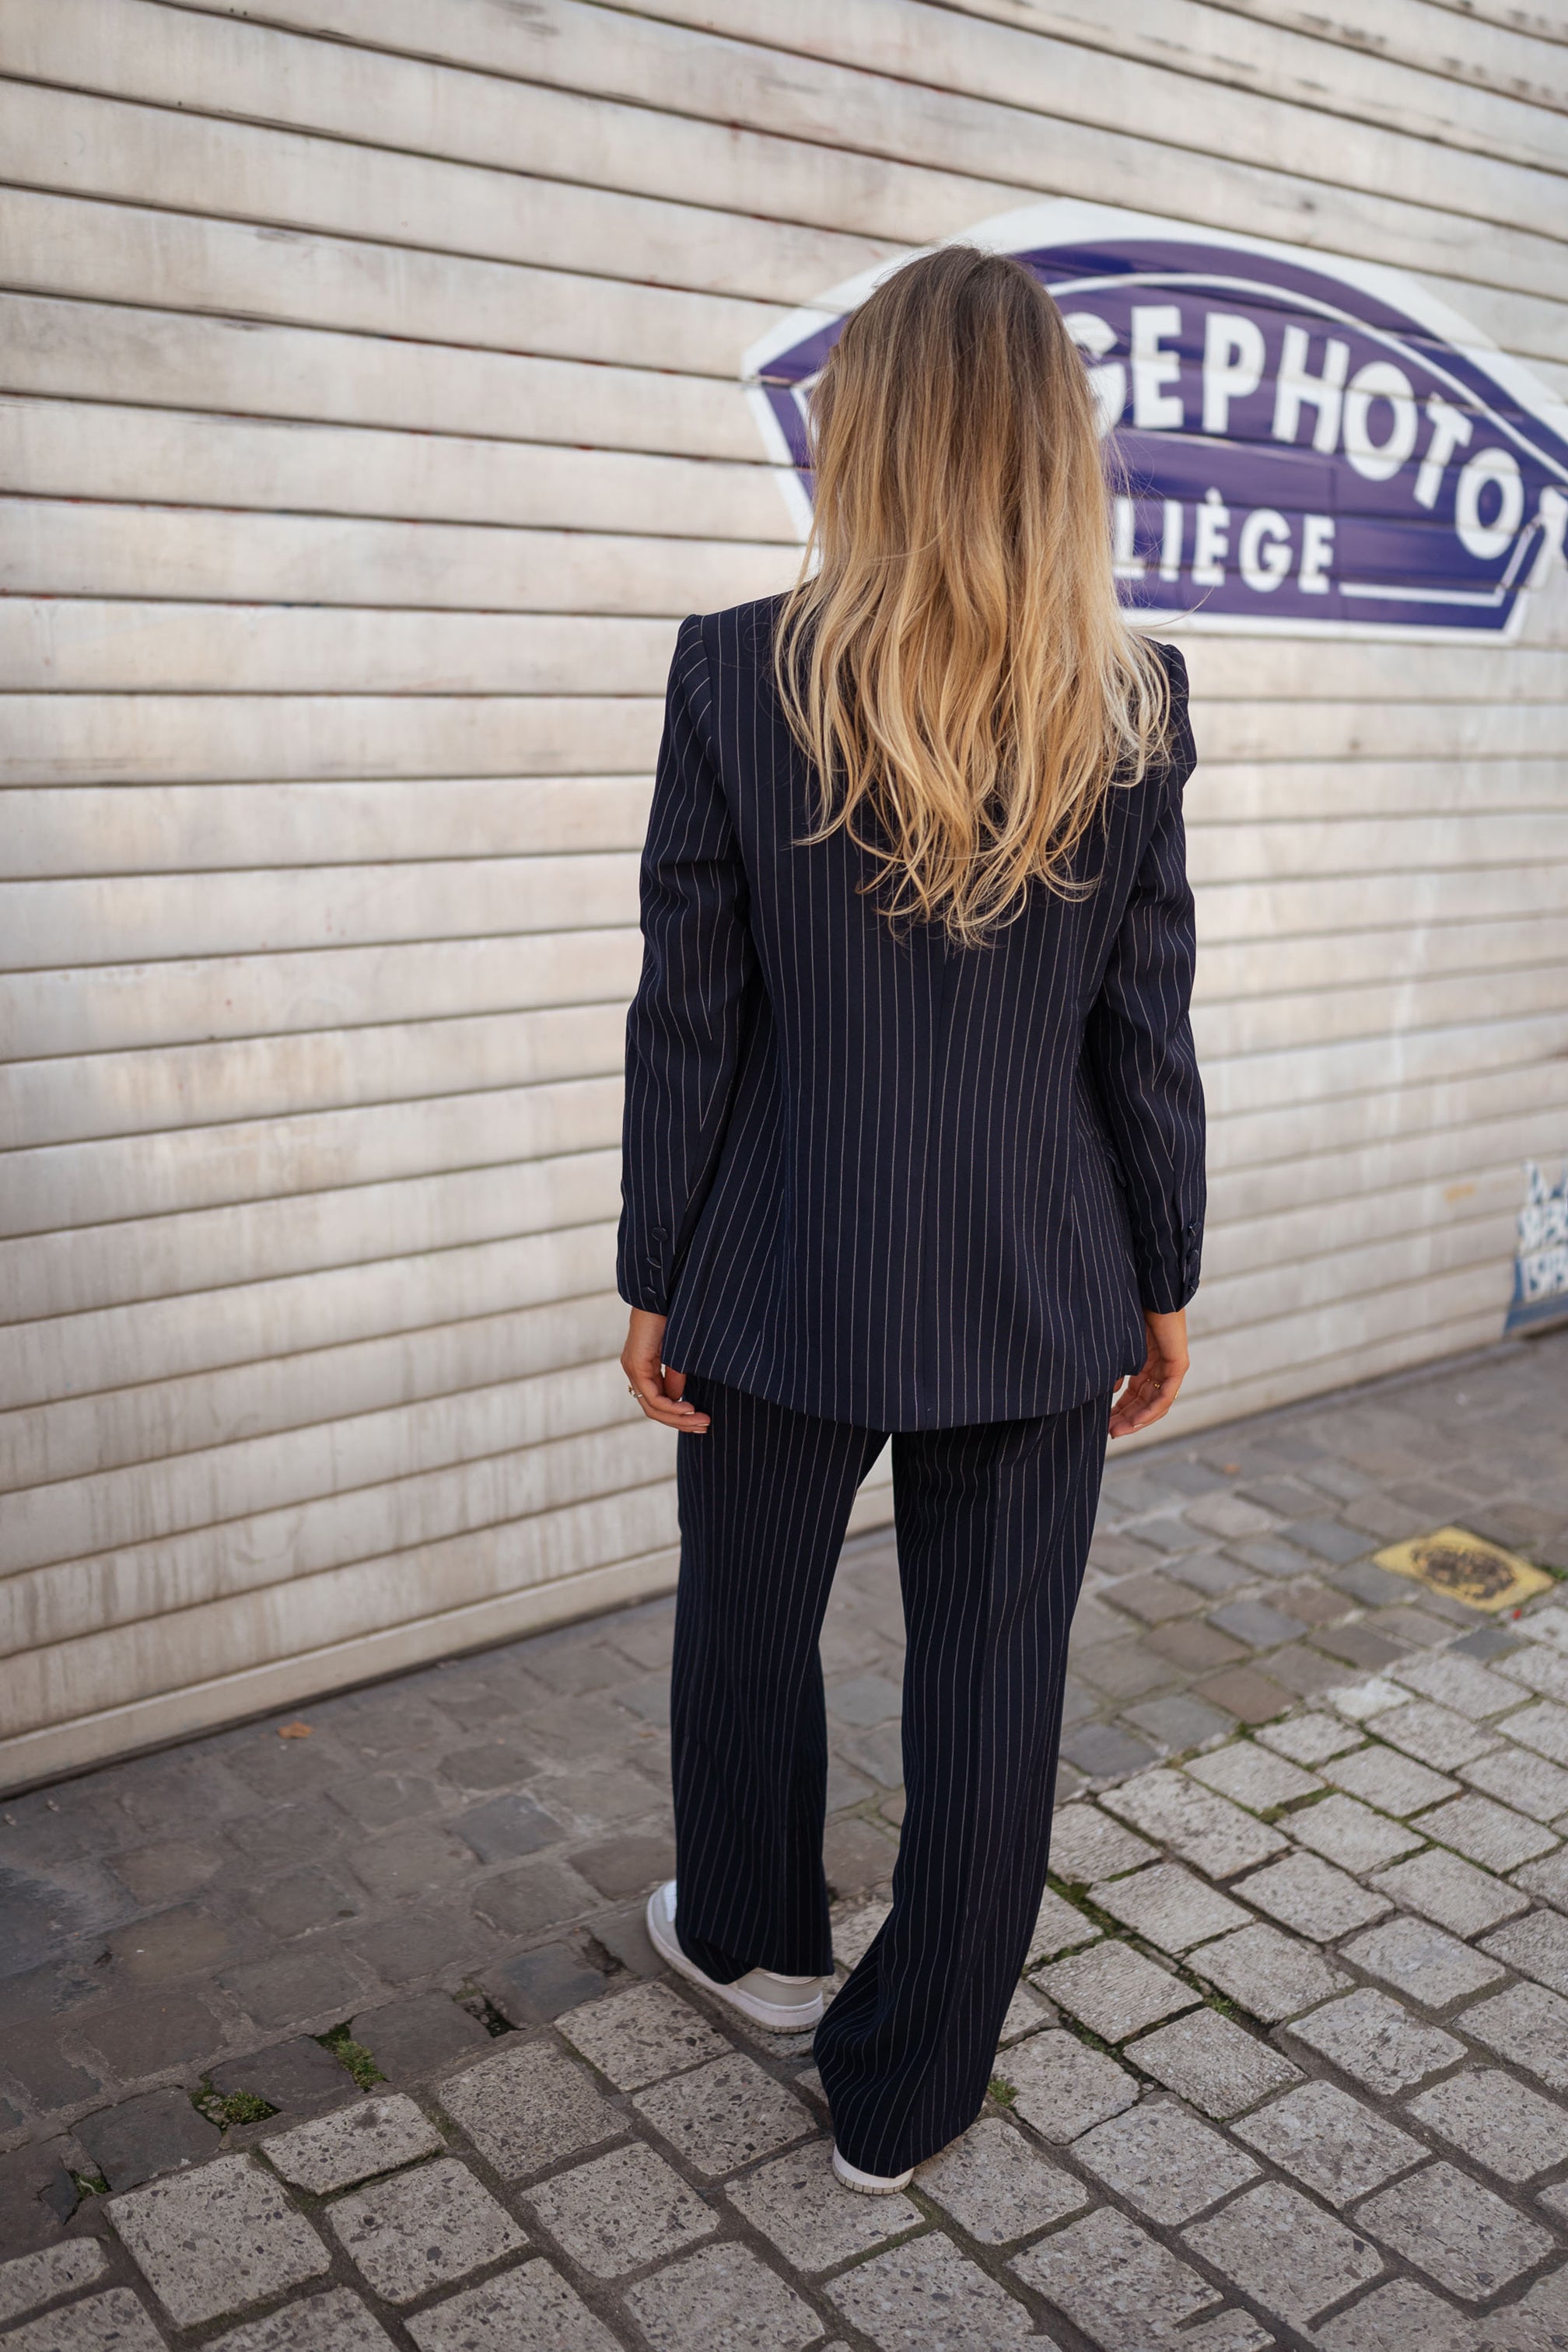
[645,1890,824,2032]
[831,2147,915,2195]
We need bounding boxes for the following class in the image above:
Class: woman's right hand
[1108,1308,1188,1438]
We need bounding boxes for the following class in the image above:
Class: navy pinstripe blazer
[618,597,1205,1431]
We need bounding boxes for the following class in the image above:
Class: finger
[640,1396,711,1431]
[625,1362,709,1430]
[663,1367,688,1401]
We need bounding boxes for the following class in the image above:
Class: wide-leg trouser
[667,1373,1108,2178]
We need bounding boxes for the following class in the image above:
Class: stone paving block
[1288,1794,1426,1875]
[1357,2159,1554,2302]
[1416,1796,1559,1874]
[724,2139,918,2270]
[1178,2315,1276,2352]
[525,2141,716,2278]
[1460,1747,1568,1826]
[1232,2077,1422,2206]
[1461,1983,1568,2091]
[1186,1744,1322,1813]
[916,2117,1087,2243]
[571,1831,677,1901]
[1073,2096,1258,2223]
[1342,1915,1507,2010]
[1024,1885,1098,1965]
[74,2088,220,2192]
[1482,1909,1568,1997]
[1046,1804,1157,1885]
[0,2290,168,2350]
[1501,1647,1568,1705]
[261,2092,443,2192]
[558,1980,728,2090]
[1102,1770,1289,1881]
[1011,2203,1221,2347]
[1281,1517,1375,1567]
[471,1856,597,1937]
[1515,1850,1568,1916]
[1124,1693,1239,1752]
[1127,2004,1300,2116]
[1274,1643,1366,1699]
[73,1989,226,2079]
[1188,1921,1349,2022]
[627,2241,821,2352]
[1209,1598,1311,1649]
[1194,1665,1296,1725]
[1233,1850,1391,1940]
[1036,1939,1198,2041]
[350,1902,501,1990]
[351,1996,487,2084]
[822,1815,901,1895]
[1090,1862,1251,1954]
[632,2051,814,2175]
[0,2242,107,2326]
[1146,1621,1249,1675]
[1286,1989,1466,2096]
[1327,1678,1412,1725]
[828,2230,1038,2348]
[107,2154,331,2329]
[481,1942,609,2026]
[436,2041,618,2178]
[1311,2277,1488,2352]
[407,2260,618,2352]
[208,2036,352,2116]
[1407,2067,1568,2183]
[998,1982,1055,2044]
[0,2137,81,2256]
[105,1905,236,1983]
[1061,1720,1164,1777]
[455,1794,564,1864]
[1256,1713,1363,1766]
[1225,1535,1324,1583]
[1368,1605,1459,1651]
[330,2155,525,2303]
[831,1896,891,1970]
[1136,1513,1213,1556]
[1374,1701,1499,1773]
[1321,1745,1461,1816]
[1503,1707,1568,1770]
[1184,2178,1384,2326]
[1163,1554,1255,1601]
[1370,1849,1530,1937]
[1391,1653,1530,1720]
[205,2286,396,2349]
[1524,1608,1568,1655]
[825,1672,903,1727]
[1184,1493,1279,1539]
[1001,2030,1139,2142]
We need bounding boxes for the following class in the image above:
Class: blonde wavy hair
[774,244,1171,947]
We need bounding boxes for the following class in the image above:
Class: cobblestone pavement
[3,1328,1568,2347]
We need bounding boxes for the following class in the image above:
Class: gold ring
[627,1384,639,1398]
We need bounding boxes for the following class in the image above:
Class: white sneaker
[645,1881,824,2030]
[831,2144,915,2194]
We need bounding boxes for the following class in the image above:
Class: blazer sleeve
[1083,643,1206,1314]
[617,615,759,1315]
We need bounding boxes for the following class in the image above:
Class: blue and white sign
[745,202,1568,639]
[1507,1162,1568,1335]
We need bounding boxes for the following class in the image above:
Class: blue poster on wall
[744,201,1568,640]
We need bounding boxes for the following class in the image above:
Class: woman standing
[618,247,1204,2193]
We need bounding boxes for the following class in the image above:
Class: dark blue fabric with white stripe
[618,596,1204,1428]
[669,1369,1108,2176]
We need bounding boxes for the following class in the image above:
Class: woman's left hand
[622,1309,712,1433]
[1108,1308,1188,1438]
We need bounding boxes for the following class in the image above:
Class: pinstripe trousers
[668,1372,1109,2177]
